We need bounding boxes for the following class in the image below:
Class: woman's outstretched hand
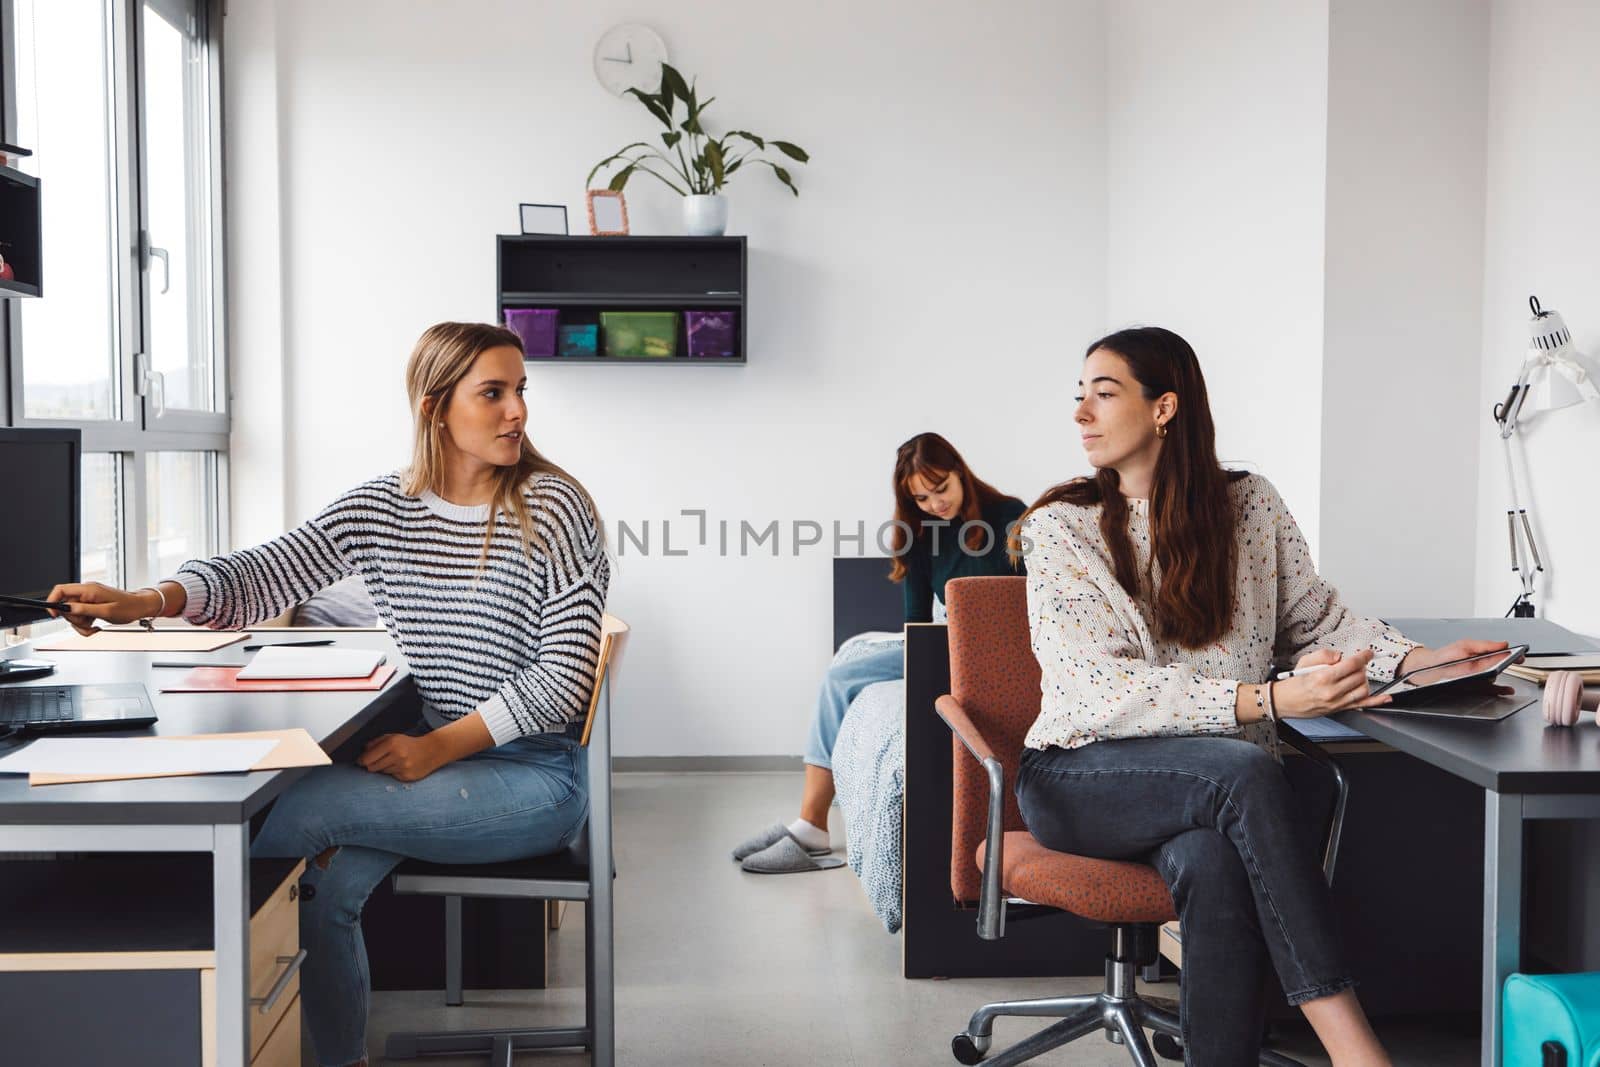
[45,582,162,638]
[1274,649,1393,717]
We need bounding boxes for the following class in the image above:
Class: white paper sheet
[0,737,279,776]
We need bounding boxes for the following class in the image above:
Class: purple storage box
[504,308,559,359]
[685,310,738,359]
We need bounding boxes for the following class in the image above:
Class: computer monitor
[0,428,81,631]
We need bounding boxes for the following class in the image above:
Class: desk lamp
[1491,295,1600,617]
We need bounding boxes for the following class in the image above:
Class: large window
[1,0,226,592]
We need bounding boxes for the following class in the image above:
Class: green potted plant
[588,64,810,236]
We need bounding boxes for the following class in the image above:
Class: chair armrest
[1276,722,1349,885]
[935,694,996,764]
[934,695,1007,940]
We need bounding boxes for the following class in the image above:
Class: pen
[1275,663,1333,681]
[241,639,334,651]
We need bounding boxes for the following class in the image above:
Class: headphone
[1543,671,1600,726]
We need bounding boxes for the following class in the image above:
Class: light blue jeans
[804,641,904,770]
[252,731,588,1067]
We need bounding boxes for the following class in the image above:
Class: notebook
[34,630,250,653]
[161,665,396,694]
[236,646,387,680]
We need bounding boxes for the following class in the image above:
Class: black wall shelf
[496,235,747,365]
[0,161,42,298]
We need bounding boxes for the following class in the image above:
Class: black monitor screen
[0,429,81,629]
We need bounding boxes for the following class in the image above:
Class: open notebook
[236,646,387,680]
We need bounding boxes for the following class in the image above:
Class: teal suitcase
[1505,973,1600,1067]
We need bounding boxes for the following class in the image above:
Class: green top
[903,495,1028,623]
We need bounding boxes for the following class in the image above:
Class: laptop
[0,683,158,733]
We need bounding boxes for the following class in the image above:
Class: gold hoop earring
[1156,422,1168,439]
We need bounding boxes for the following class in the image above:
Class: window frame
[0,0,229,590]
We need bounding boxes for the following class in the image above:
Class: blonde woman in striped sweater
[49,322,609,1067]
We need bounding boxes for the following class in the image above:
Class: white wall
[1319,0,1488,618]
[224,0,289,546]
[225,0,1109,756]
[1474,0,1600,637]
[1104,0,1330,552]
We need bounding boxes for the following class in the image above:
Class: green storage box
[600,311,678,359]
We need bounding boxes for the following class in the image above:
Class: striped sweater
[170,473,610,746]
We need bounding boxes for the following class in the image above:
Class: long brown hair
[1016,327,1245,647]
[887,432,1013,582]
[400,322,601,564]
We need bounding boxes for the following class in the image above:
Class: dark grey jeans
[1016,736,1353,1066]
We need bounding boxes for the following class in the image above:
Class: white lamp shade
[1530,359,1585,412]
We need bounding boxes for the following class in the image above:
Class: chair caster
[1153,1032,1184,1061]
[952,1032,990,1064]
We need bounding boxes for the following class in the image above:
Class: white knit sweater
[171,473,609,746]
[1021,473,1416,752]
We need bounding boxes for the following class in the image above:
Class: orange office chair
[935,577,1344,1066]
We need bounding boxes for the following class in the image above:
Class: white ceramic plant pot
[683,194,729,237]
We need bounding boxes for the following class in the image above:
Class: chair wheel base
[952,1032,989,1064]
[1153,1032,1184,1061]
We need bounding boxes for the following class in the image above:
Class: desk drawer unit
[252,992,303,1067]
[249,859,304,1059]
[0,855,305,1067]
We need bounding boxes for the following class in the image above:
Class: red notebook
[161,665,397,694]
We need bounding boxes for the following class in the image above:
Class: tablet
[1370,645,1528,707]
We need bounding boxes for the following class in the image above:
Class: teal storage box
[1505,973,1600,1067]
[558,324,598,358]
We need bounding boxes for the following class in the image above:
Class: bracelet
[136,584,167,632]
[1265,679,1279,723]
[1253,684,1267,723]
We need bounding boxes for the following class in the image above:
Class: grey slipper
[740,835,846,874]
[732,822,830,862]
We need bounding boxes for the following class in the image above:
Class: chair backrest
[570,614,627,868]
[944,576,1039,904]
[579,613,629,749]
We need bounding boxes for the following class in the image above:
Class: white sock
[787,818,830,851]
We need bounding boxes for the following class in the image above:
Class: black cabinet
[0,149,42,298]
[497,235,746,365]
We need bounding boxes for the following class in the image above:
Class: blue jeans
[252,732,588,1067]
[1016,737,1352,1065]
[804,641,903,769]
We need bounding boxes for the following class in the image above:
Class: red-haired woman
[1014,327,1504,1063]
[732,432,1026,873]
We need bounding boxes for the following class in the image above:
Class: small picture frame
[586,189,630,236]
[519,203,569,235]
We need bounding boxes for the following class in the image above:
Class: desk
[0,631,412,1067]
[1339,676,1600,1067]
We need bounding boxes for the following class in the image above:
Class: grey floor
[362,772,1477,1066]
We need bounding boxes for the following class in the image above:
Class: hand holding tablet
[1371,645,1528,706]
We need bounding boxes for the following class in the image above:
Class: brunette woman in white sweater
[1015,326,1504,1065]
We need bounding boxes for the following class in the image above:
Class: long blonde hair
[400,322,601,563]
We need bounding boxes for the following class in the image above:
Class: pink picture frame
[586,189,630,236]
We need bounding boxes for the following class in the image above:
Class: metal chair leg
[965,992,1102,1042]
[445,894,463,1007]
[979,1006,1107,1067]
[1135,998,1182,1037]
[1110,1004,1158,1067]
